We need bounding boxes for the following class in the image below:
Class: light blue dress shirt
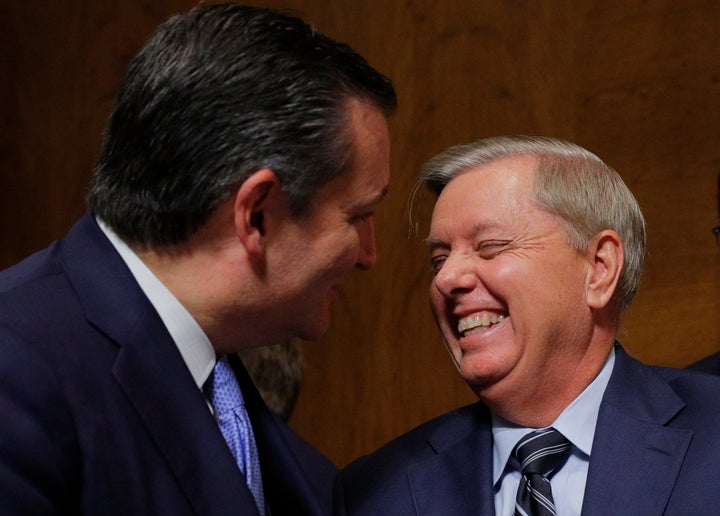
[492,348,615,516]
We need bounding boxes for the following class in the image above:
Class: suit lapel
[63,216,260,516]
[407,405,495,516]
[112,320,261,516]
[582,346,691,516]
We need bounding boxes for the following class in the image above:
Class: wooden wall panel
[3,0,719,468]
[570,1,720,367]
[1,0,199,266]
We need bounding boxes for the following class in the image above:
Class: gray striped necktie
[512,427,571,516]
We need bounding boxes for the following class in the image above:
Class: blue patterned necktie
[512,427,571,516]
[209,355,265,515]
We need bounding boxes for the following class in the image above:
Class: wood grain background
[3,0,719,467]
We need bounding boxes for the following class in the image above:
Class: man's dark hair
[88,3,396,246]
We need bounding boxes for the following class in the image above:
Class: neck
[479,335,615,428]
[131,206,248,352]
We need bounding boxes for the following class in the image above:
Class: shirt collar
[97,218,216,390]
[491,347,616,486]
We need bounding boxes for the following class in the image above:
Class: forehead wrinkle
[468,220,502,238]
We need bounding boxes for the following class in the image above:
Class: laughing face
[426,155,597,407]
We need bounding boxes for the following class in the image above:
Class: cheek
[318,232,360,274]
[338,234,361,267]
[537,260,588,311]
[491,259,548,307]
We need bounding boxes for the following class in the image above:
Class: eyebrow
[351,186,388,215]
[373,186,389,204]
[358,185,388,211]
[425,235,445,250]
[425,221,497,250]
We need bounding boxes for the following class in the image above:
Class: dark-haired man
[0,3,396,515]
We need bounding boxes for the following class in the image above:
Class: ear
[233,168,280,259]
[585,230,624,310]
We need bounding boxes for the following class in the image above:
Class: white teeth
[457,313,505,335]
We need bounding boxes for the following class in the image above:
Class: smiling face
[427,155,601,418]
[266,99,390,341]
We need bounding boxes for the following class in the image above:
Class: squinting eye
[430,256,447,274]
[477,240,509,259]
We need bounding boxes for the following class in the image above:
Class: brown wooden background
[3,0,719,467]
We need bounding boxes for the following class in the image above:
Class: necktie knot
[513,427,571,478]
[512,427,571,516]
[210,355,246,415]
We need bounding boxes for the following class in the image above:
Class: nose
[433,252,477,297]
[356,218,377,270]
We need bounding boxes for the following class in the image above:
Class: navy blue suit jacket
[687,351,720,375]
[334,345,720,515]
[0,214,336,515]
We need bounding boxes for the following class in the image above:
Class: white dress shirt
[492,348,616,516]
[97,218,216,392]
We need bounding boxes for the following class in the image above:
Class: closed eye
[476,240,510,259]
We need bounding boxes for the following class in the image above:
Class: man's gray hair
[418,135,647,309]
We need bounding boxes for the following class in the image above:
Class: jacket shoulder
[335,403,487,515]
[344,403,486,474]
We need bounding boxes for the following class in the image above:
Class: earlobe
[586,230,624,310]
[233,168,280,259]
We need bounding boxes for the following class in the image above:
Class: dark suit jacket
[0,214,336,515]
[687,351,720,375]
[334,345,720,515]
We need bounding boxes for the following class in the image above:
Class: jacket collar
[404,344,692,516]
[62,215,260,515]
[581,344,691,515]
[407,403,495,515]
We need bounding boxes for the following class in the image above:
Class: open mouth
[457,312,506,337]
